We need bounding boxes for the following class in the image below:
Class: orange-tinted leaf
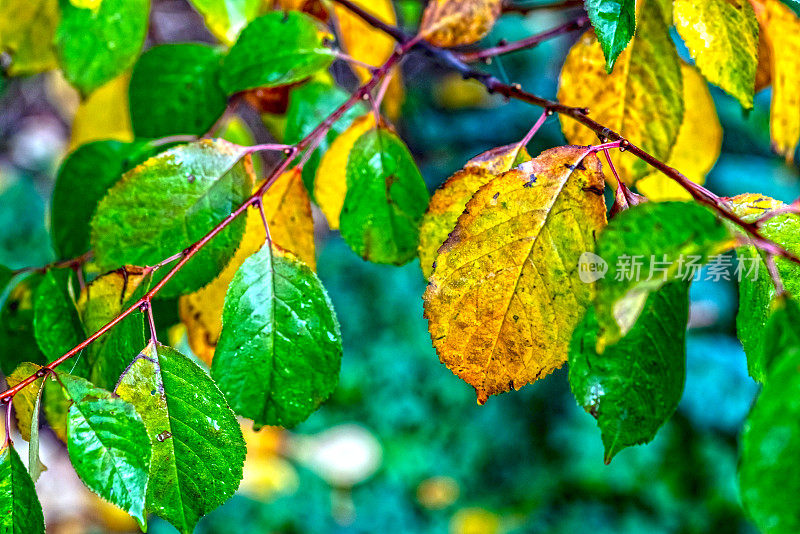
[419,0,503,47]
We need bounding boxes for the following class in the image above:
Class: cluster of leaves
[0,0,800,533]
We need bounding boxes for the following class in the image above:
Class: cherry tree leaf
[674,0,758,108]
[594,201,733,349]
[333,0,397,81]
[558,0,683,185]
[52,140,151,259]
[129,44,228,138]
[60,374,151,529]
[187,0,259,45]
[0,274,46,375]
[418,143,531,279]
[91,139,253,297]
[570,281,689,462]
[116,343,246,534]
[0,445,45,534]
[424,146,608,403]
[635,64,722,201]
[314,114,377,229]
[340,128,429,265]
[751,0,800,161]
[69,74,133,150]
[419,0,502,47]
[6,363,44,442]
[55,0,149,95]
[212,244,342,427]
[180,168,316,364]
[220,11,334,95]
[33,270,83,360]
[585,0,636,72]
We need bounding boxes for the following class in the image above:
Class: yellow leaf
[558,5,683,186]
[0,0,59,76]
[314,114,377,229]
[754,28,772,92]
[419,0,502,47]
[334,0,395,81]
[751,0,800,161]
[433,73,496,109]
[6,362,43,442]
[180,168,315,364]
[187,0,260,46]
[418,143,531,279]
[636,64,721,201]
[449,508,500,534]
[381,68,405,121]
[423,146,607,403]
[674,0,758,108]
[727,192,784,222]
[69,73,133,150]
[69,0,102,9]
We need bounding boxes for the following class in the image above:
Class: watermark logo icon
[578,252,608,283]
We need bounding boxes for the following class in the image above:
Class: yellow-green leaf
[558,0,683,185]
[418,143,531,279]
[6,362,43,442]
[314,114,377,229]
[333,0,396,81]
[674,0,758,108]
[423,146,608,403]
[636,64,722,200]
[187,0,260,45]
[751,0,800,161]
[179,168,315,364]
[69,73,133,150]
[0,0,59,75]
[419,0,502,47]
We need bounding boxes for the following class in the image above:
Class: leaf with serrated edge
[91,139,253,298]
[0,445,45,534]
[419,143,531,279]
[419,0,502,47]
[60,374,150,529]
[340,128,430,265]
[180,169,316,364]
[424,146,608,403]
[558,0,683,185]
[212,244,342,427]
[585,0,636,71]
[220,12,334,95]
[117,343,246,534]
[674,0,758,108]
[6,363,44,442]
[33,270,83,360]
[570,282,689,462]
[636,64,722,201]
[594,201,732,349]
[315,115,377,229]
[751,0,800,161]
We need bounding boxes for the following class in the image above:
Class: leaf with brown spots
[423,146,608,403]
[419,0,503,47]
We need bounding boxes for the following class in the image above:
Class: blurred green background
[2,0,797,532]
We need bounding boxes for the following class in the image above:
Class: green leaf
[674,0,758,108]
[340,128,429,265]
[0,264,12,297]
[739,337,800,532]
[284,80,367,193]
[186,0,259,45]
[60,374,150,528]
[91,139,253,297]
[6,363,45,443]
[220,11,334,95]
[0,274,46,374]
[117,343,246,534]
[55,0,149,95]
[33,270,83,360]
[586,0,636,72]
[212,244,342,427]
[570,282,689,462]
[0,0,58,76]
[130,44,228,138]
[736,212,800,381]
[28,382,46,483]
[52,140,152,259]
[0,445,45,534]
[78,271,147,390]
[595,201,732,348]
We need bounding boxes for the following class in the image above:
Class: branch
[0,40,414,403]
[331,0,800,269]
[458,15,590,62]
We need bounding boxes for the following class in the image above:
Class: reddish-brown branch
[458,16,590,62]
[11,250,94,276]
